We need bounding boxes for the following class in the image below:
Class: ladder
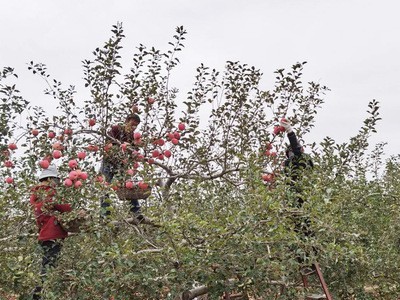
[301,262,333,300]
[220,262,333,300]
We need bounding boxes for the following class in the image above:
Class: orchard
[0,24,399,300]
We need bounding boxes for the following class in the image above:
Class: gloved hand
[280,118,293,133]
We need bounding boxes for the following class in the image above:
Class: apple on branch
[39,160,49,169]
[52,150,62,159]
[64,178,73,187]
[88,119,96,127]
[178,123,186,131]
[68,159,78,169]
[163,149,172,158]
[48,131,56,139]
[77,151,86,160]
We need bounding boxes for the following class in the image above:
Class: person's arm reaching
[280,119,302,156]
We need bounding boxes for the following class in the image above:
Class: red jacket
[30,184,72,241]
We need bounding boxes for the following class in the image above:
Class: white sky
[1,0,399,161]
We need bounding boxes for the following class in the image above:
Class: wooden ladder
[301,262,333,300]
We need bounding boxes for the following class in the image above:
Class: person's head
[125,114,140,126]
[125,114,141,132]
[38,164,60,185]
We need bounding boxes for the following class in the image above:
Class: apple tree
[0,23,399,299]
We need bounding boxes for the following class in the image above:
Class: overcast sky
[1,0,399,161]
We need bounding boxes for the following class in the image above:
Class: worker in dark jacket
[280,119,327,300]
[281,119,314,207]
[30,164,72,300]
[100,114,150,224]
[280,118,315,245]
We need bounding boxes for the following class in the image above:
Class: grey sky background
[1,0,399,162]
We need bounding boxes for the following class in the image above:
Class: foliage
[0,23,398,299]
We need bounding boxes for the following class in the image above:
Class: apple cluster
[3,142,18,184]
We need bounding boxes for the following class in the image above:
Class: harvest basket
[116,186,152,201]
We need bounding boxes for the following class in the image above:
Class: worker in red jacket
[30,164,71,300]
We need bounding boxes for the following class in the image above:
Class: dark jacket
[283,132,313,206]
[104,124,136,167]
[108,124,134,144]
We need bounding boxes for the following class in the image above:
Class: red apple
[266,142,273,150]
[167,133,175,140]
[8,143,17,151]
[158,154,164,160]
[52,150,62,159]
[126,169,135,176]
[133,162,140,169]
[5,177,13,184]
[74,180,82,188]
[79,172,88,180]
[69,171,78,180]
[163,150,172,158]
[104,143,113,152]
[87,145,99,152]
[152,150,160,158]
[133,132,142,140]
[173,132,181,140]
[157,138,165,146]
[39,160,49,169]
[48,131,56,139]
[147,97,155,104]
[96,176,104,183]
[148,158,155,164]
[273,125,285,135]
[64,178,73,187]
[125,181,134,189]
[138,181,149,190]
[68,159,78,169]
[171,138,179,145]
[64,128,73,135]
[77,151,86,160]
[88,119,96,127]
[262,173,274,182]
[31,129,39,136]
[52,142,64,151]
[178,123,186,131]
[4,160,14,168]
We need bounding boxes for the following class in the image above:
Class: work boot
[136,214,153,225]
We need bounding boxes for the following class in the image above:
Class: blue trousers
[32,240,63,299]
